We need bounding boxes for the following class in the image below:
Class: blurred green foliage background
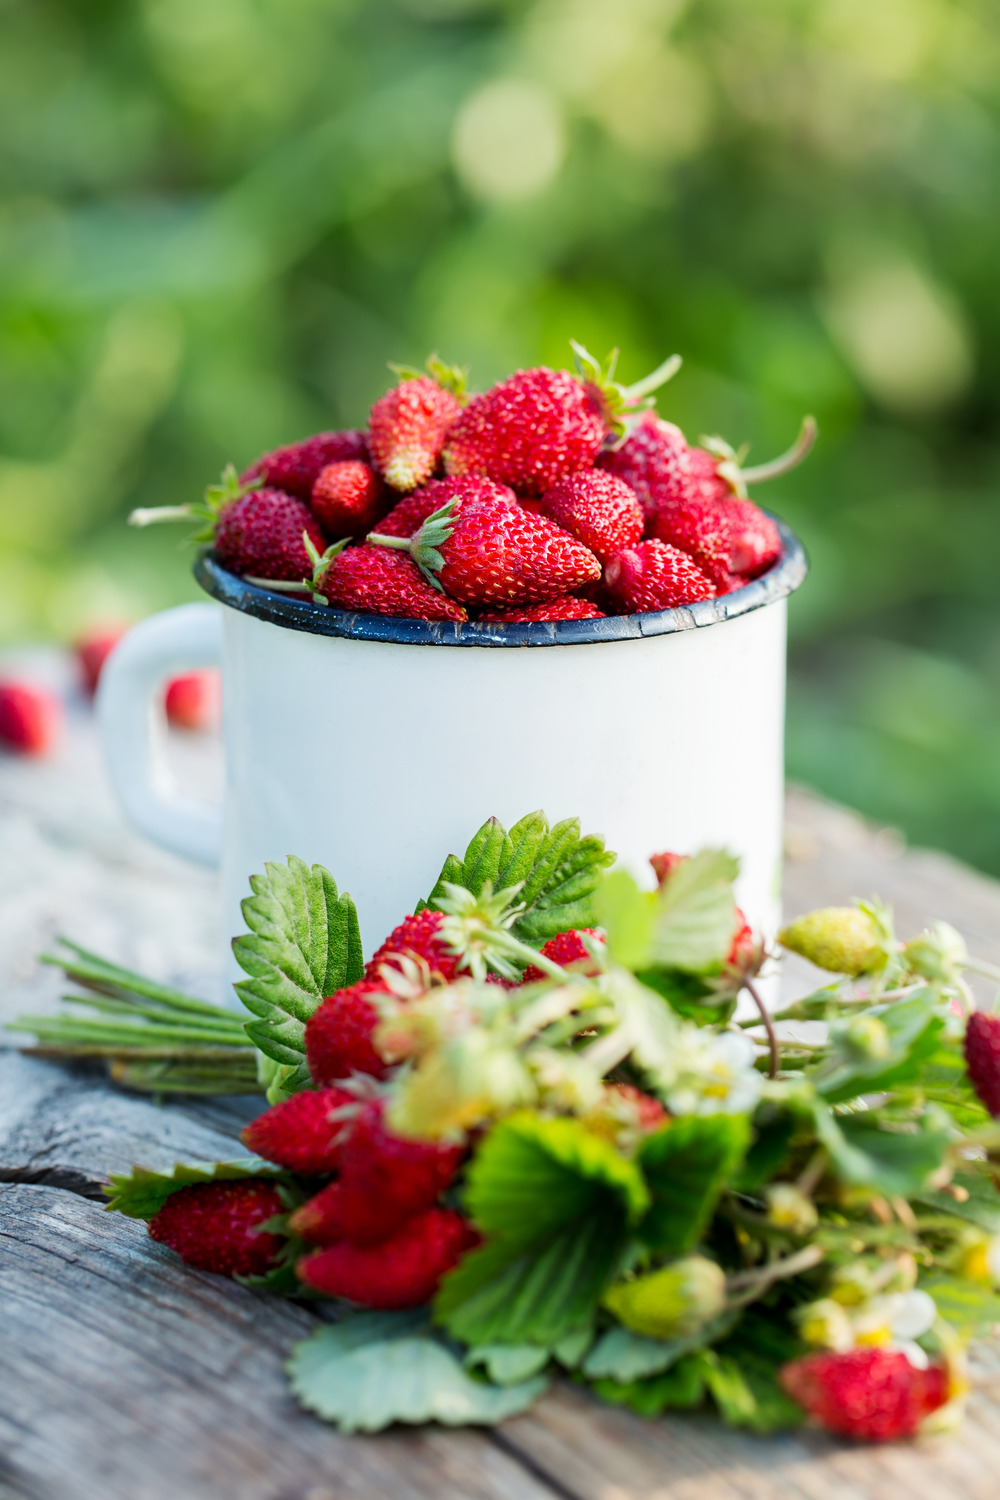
[1,0,999,870]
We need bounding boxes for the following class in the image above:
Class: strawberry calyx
[698,416,817,499]
[365,496,460,593]
[245,532,351,601]
[570,341,683,440]
[129,464,263,542]
[387,352,469,402]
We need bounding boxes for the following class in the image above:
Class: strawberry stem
[129,505,199,526]
[621,353,683,404]
[737,416,817,485]
[745,976,780,1079]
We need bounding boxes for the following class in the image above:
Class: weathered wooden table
[3,698,1000,1500]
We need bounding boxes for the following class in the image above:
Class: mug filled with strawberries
[99,343,810,980]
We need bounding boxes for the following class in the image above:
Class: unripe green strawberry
[779,906,888,976]
[603,1256,726,1339]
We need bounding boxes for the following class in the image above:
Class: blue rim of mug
[193,514,807,648]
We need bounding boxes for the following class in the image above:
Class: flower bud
[794,1298,853,1351]
[830,1264,874,1307]
[765,1183,818,1236]
[779,907,888,976]
[840,1015,892,1061]
[903,921,967,985]
[603,1256,726,1339]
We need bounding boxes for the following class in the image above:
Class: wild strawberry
[727,912,756,968]
[537,470,643,565]
[366,908,461,983]
[780,1348,948,1442]
[305,978,393,1086]
[368,360,466,491]
[779,907,888,976]
[314,545,467,622]
[76,624,128,697]
[444,345,680,496]
[598,411,692,526]
[148,1179,286,1278]
[369,483,601,607]
[478,597,606,622]
[241,430,368,499]
[965,1011,1000,1117]
[655,494,783,584]
[521,928,604,984]
[314,1098,465,1246]
[164,670,221,732]
[371,476,516,539]
[0,680,62,757]
[215,488,326,582]
[604,540,716,614]
[297,1207,477,1307]
[650,851,687,886]
[311,461,387,539]
[241,1086,356,1175]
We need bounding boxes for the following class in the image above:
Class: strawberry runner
[15,809,1000,1441]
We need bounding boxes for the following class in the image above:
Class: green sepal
[104,1157,284,1218]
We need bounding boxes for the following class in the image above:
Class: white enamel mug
[97,526,806,991]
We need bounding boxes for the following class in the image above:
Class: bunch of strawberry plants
[47,810,1000,1444]
[129,347,814,622]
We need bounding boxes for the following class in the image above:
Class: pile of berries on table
[156,348,811,624]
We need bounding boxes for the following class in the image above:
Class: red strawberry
[653,496,782,584]
[311,461,387,538]
[297,1206,477,1307]
[604,540,716,614]
[241,1086,356,1175]
[780,1349,948,1442]
[607,1083,668,1134]
[366,908,461,983]
[369,483,601,607]
[241,431,368,499]
[727,911,756,968]
[312,1097,465,1246]
[650,851,687,886]
[0,681,62,757]
[215,488,326,582]
[478,597,606,623]
[537,470,643,565]
[598,411,692,527]
[148,1179,285,1278]
[76,624,128,697]
[164,669,221,732]
[315,545,467,622]
[521,928,604,984]
[444,347,681,496]
[965,1011,1000,1116]
[368,364,466,492]
[305,978,393,1086]
[371,476,516,540]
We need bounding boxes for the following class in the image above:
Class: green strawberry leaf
[649,849,741,973]
[464,1343,552,1385]
[423,812,615,949]
[287,1313,547,1432]
[638,1114,752,1255]
[701,1350,803,1433]
[917,1272,1000,1336]
[913,1170,1000,1234]
[589,1351,711,1416]
[233,857,364,1087]
[582,1311,740,1383]
[104,1157,283,1218]
[810,995,944,1104]
[435,1111,648,1345]
[811,1100,953,1197]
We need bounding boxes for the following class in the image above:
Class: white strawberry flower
[853,1289,938,1369]
[664,1028,763,1117]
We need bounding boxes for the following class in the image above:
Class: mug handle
[97,602,224,867]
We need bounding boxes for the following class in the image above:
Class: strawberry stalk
[245,533,349,600]
[128,465,261,541]
[9,938,264,1094]
[366,498,457,592]
[570,342,683,437]
[702,415,817,498]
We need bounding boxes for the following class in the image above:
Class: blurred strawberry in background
[0,681,62,757]
[76,625,221,732]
